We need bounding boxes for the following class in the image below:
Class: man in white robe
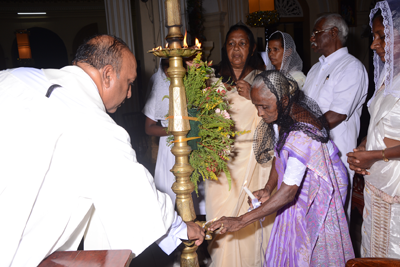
[0,35,204,267]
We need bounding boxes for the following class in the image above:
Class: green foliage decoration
[180,53,250,193]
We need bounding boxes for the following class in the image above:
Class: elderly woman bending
[210,70,354,266]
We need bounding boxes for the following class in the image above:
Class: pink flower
[202,87,210,93]
[221,110,230,119]
[216,87,226,94]
[216,108,230,119]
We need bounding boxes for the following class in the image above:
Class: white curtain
[104,0,135,51]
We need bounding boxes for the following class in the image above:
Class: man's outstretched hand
[186,221,205,246]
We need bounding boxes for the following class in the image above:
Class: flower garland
[182,53,249,193]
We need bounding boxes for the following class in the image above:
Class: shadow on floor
[350,207,363,258]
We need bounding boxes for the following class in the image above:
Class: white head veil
[369,0,400,99]
[265,31,303,73]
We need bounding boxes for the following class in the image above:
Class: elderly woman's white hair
[315,13,349,45]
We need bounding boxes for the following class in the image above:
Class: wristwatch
[382,148,389,162]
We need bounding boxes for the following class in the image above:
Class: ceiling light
[18,12,46,15]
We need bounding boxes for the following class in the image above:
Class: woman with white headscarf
[265,31,306,89]
[347,0,400,258]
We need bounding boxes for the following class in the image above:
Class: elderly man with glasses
[302,13,368,222]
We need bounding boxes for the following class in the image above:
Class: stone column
[104,0,135,52]
[203,11,226,62]
[227,0,247,26]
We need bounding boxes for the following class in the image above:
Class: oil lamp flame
[166,43,169,48]
[195,38,201,49]
[183,31,188,48]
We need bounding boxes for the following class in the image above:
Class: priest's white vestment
[0,66,184,267]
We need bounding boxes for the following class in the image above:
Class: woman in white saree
[347,0,400,258]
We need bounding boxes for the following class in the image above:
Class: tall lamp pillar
[165,0,198,266]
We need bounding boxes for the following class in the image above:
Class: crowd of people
[0,0,399,266]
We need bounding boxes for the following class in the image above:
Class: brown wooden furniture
[346,257,400,266]
[38,250,133,267]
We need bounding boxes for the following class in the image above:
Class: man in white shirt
[302,14,368,220]
[0,35,204,267]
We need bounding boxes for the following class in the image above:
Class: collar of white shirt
[318,47,348,66]
[43,65,106,112]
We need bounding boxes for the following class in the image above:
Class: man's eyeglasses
[311,27,335,38]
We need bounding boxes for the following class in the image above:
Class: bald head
[73,34,131,77]
[73,34,137,113]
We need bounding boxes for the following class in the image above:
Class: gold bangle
[382,148,389,162]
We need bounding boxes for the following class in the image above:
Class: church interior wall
[134,0,165,176]
[136,0,163,92]
[305,0,372,72]
[0,1,107,69]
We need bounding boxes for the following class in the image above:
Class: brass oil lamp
[148,0,208,266]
